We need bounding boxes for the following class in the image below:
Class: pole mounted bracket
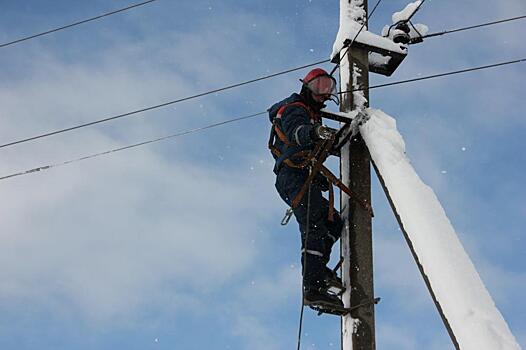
[331,30,408,77]
[331,1,429,77]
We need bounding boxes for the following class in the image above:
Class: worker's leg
[293,185,330,290]
[276,168,343,306]
[276,167,340,289]
[324,211,343,258]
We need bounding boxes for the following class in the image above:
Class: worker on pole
[268,68,344,310]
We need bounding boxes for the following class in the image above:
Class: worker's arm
[280,106,317,147]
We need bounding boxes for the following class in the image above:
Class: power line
[0,112,266,181]
[1,57,524,182]
[0,0,158,49]
[343,58,526,93]
[1,15,522,151]
[419,15,526,41]
[0,59,329,150]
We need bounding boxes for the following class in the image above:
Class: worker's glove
[312,125,338,140]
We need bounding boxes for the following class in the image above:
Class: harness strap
[274,123,293,147]
[276,101,316,123]
[269,101,372,220]
[320,165,374,216]
[287,138,374,219]
[272,101,318,148]
[269,101,325,174]
[291,138,335,210]
[328,181,335,222]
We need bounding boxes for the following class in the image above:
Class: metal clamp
[281,207,294,225]
[348,297,382,312]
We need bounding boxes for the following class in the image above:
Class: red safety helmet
[301,68,339,105]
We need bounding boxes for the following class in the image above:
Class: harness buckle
[281,207,294,225]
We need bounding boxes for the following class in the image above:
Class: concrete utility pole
[338,1,375,349]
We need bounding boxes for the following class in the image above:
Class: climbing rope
[296,171,313,350]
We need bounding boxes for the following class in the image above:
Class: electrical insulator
[392,22,411,44]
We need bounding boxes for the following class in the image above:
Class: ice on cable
[409,23,429,38]
[360,109,520,350]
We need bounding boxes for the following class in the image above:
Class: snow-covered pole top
[331,0,366,60]
[331,0,408,62]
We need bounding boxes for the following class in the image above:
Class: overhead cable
[0,59,330,150]
[1,56,524,183]
[0,112,266,181]
[0,0,158,49]
[341,58,526,94]
[0,15,522,151]
[420,15,526,41]
[1,57,524,182]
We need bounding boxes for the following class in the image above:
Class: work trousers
[275,166,343,289]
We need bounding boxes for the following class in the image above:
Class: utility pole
[339,1,375,349]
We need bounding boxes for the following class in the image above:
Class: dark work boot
[323,267,344,292]
[303,286,343,308]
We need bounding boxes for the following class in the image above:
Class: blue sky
[0,0,524,349]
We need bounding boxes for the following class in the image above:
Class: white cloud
[0,19,285,326]
[231,314,283,350]
[0,145,276,323]
[237,264,301,314]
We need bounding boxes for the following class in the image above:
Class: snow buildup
[368,52,390,67]
[410,23,429,36]
[332,1,363,60]
[392,0,422,23]
[352,65,368,109]
[331,0,407,61]
[332,24,407,62]
[360,109,521,350]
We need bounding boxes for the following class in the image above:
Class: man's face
[307,75,337,103]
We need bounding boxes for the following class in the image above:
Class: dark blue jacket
[268,93,321,173]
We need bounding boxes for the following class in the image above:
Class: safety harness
[268,102,373,225]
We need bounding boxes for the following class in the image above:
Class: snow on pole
[361,109,521,350]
